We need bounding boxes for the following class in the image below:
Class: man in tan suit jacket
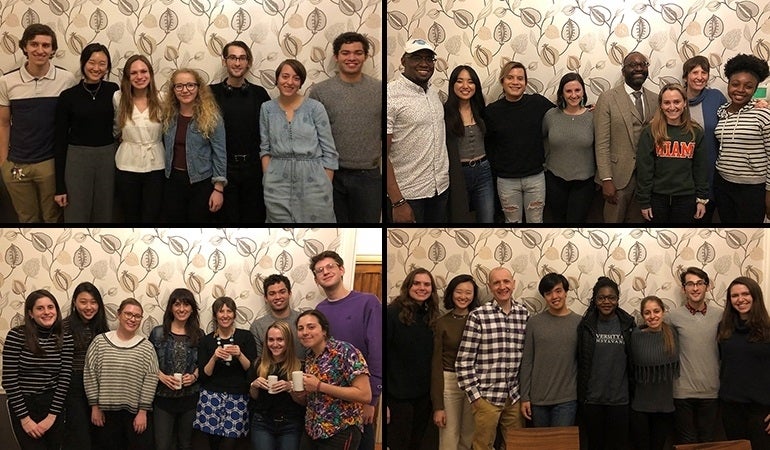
[594,52,658,223]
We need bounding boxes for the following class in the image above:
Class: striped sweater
[715,100,770,188]
[84,331,159,413]
[1,326,74,418]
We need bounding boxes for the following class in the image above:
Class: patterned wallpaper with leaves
[0,228,359,349]
[387,0,770,102]
[387,228,768,323]
[0,0,381,94]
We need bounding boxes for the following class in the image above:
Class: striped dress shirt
[455,299,529,406]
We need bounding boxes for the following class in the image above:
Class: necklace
[451,312,468,319]
[82,80,102,100]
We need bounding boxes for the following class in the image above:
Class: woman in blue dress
[260,59,338,223]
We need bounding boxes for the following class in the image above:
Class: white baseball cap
[403,38,435,55]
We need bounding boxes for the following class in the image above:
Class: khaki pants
[602,173,643,223]
[1,158,61,223]
[440,371,474,450]
[471,397,523,450]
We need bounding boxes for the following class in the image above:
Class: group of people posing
[2,250,383,450]
[387,38,770,224]
[387,266,770,450]
[0,24,382,224]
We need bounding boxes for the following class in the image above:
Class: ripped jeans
[497,172,545,223]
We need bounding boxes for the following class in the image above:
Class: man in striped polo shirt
[456,267,530,449]
[0,23,76,222]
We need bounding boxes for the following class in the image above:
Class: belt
[228,154,254,163]
[461,155,486,167]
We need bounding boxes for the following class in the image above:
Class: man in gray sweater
[519,272,581,427]
[308,32,381,223]
[668,267,722,444]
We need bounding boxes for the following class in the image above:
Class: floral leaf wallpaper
[387,227,766,324]
[0,0,381,95]
[0,227,357,353]
[387,0,770,102]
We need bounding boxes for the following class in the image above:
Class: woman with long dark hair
[149,288,203,450]
[444,65,490,222]
[2,290,74,450]
[431,274,480,449]
[62,282,109,450]
[629,296,679,450]
[386,268,440,450]
[54,42,119,222]
[576,277,635,450]
[717,277,770,448]
[542,72,595,223]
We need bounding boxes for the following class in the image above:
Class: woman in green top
[636,83,708,223]
[431,274,480,450]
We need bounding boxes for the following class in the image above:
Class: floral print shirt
[304,338,369,440]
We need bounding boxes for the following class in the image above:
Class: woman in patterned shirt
[296,309,371,450]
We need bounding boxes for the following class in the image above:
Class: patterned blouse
[304,338,369,440]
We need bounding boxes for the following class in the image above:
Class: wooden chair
[673,440,752,450]
[504,426,579,450]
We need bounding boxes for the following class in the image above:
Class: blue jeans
[648,193,696,223]
[250,412,303,450]
[154,404,195,450]
[403,189,449,223]
[531,400,577,427]
[333,168,381,223]
[462,159,494,223]
[496,172,545,223]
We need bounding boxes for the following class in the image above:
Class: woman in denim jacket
[149,288,204,450]
[162,68,227,222]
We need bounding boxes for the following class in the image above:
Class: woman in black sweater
[54,42,119,222]
[718,277,770,448]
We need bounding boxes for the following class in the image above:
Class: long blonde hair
[162,68,221,139]
[650,83,701,146]
[255,321,301,379]
[117,55,163,128]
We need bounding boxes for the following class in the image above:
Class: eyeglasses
[122,311,143,321]
[596,295,619,303]
[624,61,650,69]
[226,55,249,62]
[173,82,199,92]
[684,281,707,288]
[407,54,436,64]
[313,263,339,275]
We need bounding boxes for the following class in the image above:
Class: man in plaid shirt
[455,267,530,449]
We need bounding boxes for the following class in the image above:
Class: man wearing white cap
[386,38,449,223]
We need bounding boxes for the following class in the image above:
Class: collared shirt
[304,338,369,440]
[386,74,449,200]
[685,301,707,315]
[455,299,529,407]
[625,83,646,117]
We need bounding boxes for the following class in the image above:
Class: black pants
[648,193,696,223]
[62,371,97,450]
[162,169,214,223]
[713,172,765,223]
[95,410,154,450]
[544,171,595,223]
[217,159,265,223]
[10,390,64,450]
[630,410,673,450]
[332,168,381,223]
[673,398,720,444]
[386,394,432,450]
[299,426,362,450]
[115,169,164,223]
[721,400,770,449]
[579,403,629,450]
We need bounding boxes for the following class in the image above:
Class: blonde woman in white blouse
[113,55,165,222]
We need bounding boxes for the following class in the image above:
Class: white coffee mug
[222,344,233,361]
[268,375,278,394]
[173,373,183,390]
[292,371,304,391]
